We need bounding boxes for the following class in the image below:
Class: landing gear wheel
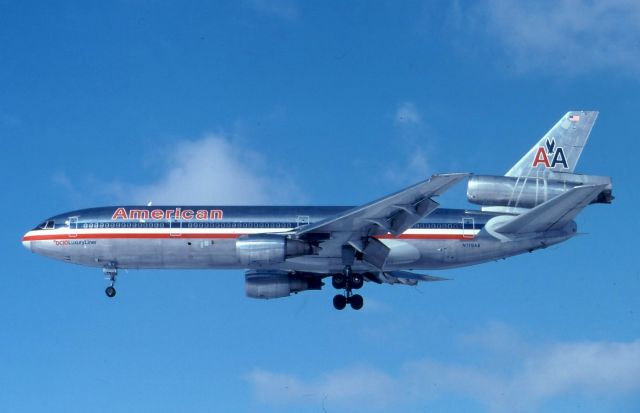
[349,294,364,310]
[105,286,116,298]
[103,263,118,298]
[351,273,364,289]
[332,274,346,289]
[333,294,347,310]
[332,265,366,310]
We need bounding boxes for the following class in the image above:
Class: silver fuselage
[22,205,575,274]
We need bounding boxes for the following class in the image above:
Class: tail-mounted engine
[236,234,312,267]
[467,174,612,209]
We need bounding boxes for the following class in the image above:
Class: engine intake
[236,234,312,267]
[245,270,323,299]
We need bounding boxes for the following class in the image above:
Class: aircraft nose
[22,235,31,251]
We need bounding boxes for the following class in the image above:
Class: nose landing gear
[332,266,365,310]
[103,264,118,298]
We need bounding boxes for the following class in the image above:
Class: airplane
[22,111,612,310]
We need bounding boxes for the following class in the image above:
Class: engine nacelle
[236,234,312,267]
[245,270,323,299]
[467,174,612,209]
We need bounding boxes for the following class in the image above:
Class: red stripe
[23,232,475,241]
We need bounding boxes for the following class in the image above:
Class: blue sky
[2,1,639,412]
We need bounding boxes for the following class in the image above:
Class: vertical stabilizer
[505,111,598,178]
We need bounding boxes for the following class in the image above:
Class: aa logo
[532,138,568,169]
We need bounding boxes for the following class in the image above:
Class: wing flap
[361,237,391,269]
[495,184,607,235]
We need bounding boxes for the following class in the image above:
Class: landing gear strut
[103,265,117,298]
[332,265,364,311]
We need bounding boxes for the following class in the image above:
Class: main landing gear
[332,265,364,311]
[103,265,118,298]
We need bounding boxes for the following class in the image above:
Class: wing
[296,173,468,237]
[294,173,468,269]
[495,184,607,235]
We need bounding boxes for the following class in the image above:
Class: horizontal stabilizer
[495,184,607,235]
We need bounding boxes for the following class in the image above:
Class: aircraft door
[462,217,475,239]
[68,216,78,238]
[170,218,182,237]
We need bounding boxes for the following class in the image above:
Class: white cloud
[246,324,640,412]
[395,101,422,125]
[479,0,640,74]
[407,339,640,412]
[384,147,431,185]
[108,134,301,205]
[515,341,640,400]
[245,365,398,409]
[459,320,530,356]
[386,101,432,185]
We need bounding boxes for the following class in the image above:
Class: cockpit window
[37,220,56,230]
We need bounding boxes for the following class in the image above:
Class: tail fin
[506,111,598,178]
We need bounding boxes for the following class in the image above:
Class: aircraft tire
[333,294,347,310]
[349,294,364,310]
[332,274,346,289]
[351,274,364,289]
[105,286,116,298]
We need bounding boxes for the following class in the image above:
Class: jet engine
[467,174,612,209]
[245,270,323,299]
[236,234,312,266]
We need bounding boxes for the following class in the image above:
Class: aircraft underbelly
[33,238,240,269]
[32,232,572,271]
[118,239,241,268]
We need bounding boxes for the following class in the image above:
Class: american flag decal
[569,114,580,122]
